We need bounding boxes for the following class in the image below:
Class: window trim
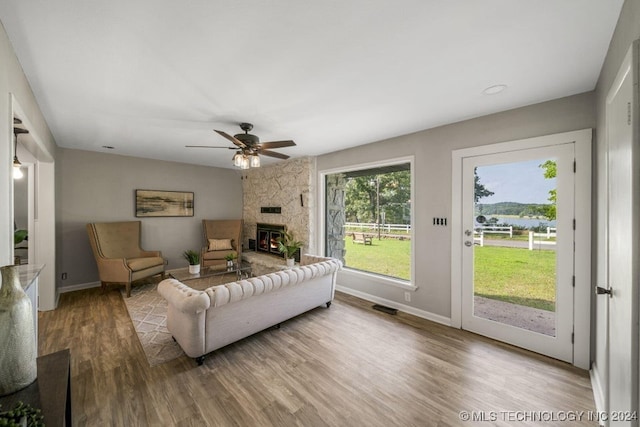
[318,155,416,291]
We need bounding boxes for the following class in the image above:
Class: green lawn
[474,246,556,311]
[343,237,411,280]
[343,237,556,311]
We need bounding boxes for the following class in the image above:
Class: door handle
[595,286,613,298]
[464,241,473,247]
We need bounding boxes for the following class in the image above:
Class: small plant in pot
[183,250,200,274]
[277,230,303,267]
[224,253,236,270]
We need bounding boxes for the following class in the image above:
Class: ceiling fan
[186,122,296,169]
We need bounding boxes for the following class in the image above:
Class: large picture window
[325,161,412,281]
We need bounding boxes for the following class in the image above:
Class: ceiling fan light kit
[187,122,296,169]
[233,150,244,167]
[250,153,260,168]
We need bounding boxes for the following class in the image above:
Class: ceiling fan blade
[185,145,235,149]
[214,130,246,148]
[260,149,290,160]
[259,140,296,149]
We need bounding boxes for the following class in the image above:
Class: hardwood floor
[39,288,597,426]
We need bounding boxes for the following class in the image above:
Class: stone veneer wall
[325,173,346,263]
[242,157,315,255]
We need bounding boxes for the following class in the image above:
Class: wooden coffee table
[169,261,252,287]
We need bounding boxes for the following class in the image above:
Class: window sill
[339,268,418,291]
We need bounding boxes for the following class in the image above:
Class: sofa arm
[158,279,210,314]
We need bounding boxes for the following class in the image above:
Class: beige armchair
[86,221,165,297]
[201,219,243,268]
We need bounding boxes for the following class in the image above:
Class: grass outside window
[342,237,556,311]
[343,236,410,280]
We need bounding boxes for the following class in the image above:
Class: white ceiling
[0,1,624,169]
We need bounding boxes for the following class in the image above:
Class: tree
[539,160,557,220]
[343,170,411,225]
[344,177,376,223]
[474,168,494,203]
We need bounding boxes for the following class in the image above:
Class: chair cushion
[208,239,233,251]
[203,250,237,261]
[127,256,164,271]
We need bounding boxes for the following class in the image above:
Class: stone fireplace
[242,157,315,257]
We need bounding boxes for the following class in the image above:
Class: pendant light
[13,127,29,180]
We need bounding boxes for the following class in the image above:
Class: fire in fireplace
[256,223,285,257]
[256,223,301,262]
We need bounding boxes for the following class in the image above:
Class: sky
[476,158,556,204]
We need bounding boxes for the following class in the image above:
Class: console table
[0,349,72,426]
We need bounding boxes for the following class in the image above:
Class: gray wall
[317,91,596,319]
[56,148,243,289]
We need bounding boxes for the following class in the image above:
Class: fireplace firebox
[256,223,301,262]
[256,223,285,257]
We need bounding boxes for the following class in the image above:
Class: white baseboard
[335,285,452,327]
[590,364,607,414]
[58,281,101,294]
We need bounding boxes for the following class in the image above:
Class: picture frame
[135,190,194,217]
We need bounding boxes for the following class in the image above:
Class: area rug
[121,273,240,366]
[121,281,185,366]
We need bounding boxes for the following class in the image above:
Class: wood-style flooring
[39,288,597,426]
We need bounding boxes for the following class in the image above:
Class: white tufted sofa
[158,254,342,364]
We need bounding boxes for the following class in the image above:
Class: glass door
[461,143,575,362]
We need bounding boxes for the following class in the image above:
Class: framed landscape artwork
[135,190,194,217]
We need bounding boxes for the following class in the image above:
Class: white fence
[473,226,512,245]
[528,231,557,250]
[344,222,411,233]
[473,227,557,251]
[477,225,513,237]
[473,231,484,246]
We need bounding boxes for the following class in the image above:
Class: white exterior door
[451,129,591,369]
[600,43,639,427]
[461,144,575,362]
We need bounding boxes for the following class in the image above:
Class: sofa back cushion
[205,259,342,308]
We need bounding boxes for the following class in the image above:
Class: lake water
[483,216,556,228]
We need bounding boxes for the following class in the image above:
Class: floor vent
[372,304,398,315]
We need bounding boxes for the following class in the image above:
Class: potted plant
[14,229,27,265]
[277,230,303,267]
[183,250,200,274]
[14,229,27,247]
[224,253,236,270]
